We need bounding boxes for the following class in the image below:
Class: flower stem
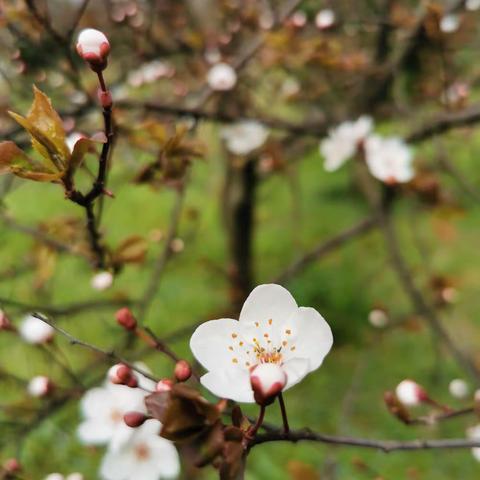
[278,393,290,434]
[248,405,266,440]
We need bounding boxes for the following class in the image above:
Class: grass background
[1,119,480,479]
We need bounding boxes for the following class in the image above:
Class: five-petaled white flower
[19,314,54,344]
[364,135,414,184]
[100,420,180,480]
[206,63,237,91]
[320,116,372,171]
[220,121,269,156]
[77,382,148,452]
[190,284,333,403]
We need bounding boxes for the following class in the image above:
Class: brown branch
[31,313,159,383]
[251,428,480,452]
[0,297,134,317]
[378,189,480,383]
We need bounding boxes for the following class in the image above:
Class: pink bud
[126,375,138,388]
[123,411,149,428]
[155,378,173,393]
[174,360,192,382]
[108,363,132,384]
[3,458,21,473]
[76,28,110,71]
[115,308,137,331]
[98,89,113,109]
[0,309,13,331]
[395,379,429,406]
[250,363,287,405]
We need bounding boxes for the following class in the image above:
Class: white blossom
[27,375,51,397]
[449,378,470,399]
[368,309,389,328]
[220,121,269,155]
[91,271,114,291]
[439,14,461,33]
[19,314,54,344]
[206,63,237,91]
[466,0,480,11]
[364,135,414,184]
[320,116,373,171]
[467,424,480,461]
[100,420,180,480]
[315,9,336,30]
[77,382,148,452]
[190,284,333,403]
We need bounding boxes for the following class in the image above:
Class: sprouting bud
[18,314,54,344]
[115,307,137,331]
[250,363,287,405]
[91,271,113,291]
[3,458,21,474]
[206,63,237,91]
[76,28,110,71]
[155,378,173,393]
[448,378,470,399]
[395,379,428,406]
[174,360,192,382]
[0,309,13,331]
[108,363,133,385]
[98,89,113,109]
[27,375,54,398]
[123,411,149,428]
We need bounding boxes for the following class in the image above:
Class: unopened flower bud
[206,63,237,91]
[174,360,192,382]
[155,378,173,392]
[108,363,132,384]
[315,9,336,30]
[0,309,13,331]
[395,379,428,406]
[384,390,411,423]
[76,28,110,71]
[449,378,469,399]
[91,271,113,291]
[19,314,54,344]
[98,89,113,109]
[123,411,149,428]
[250,363,287,405]
[126,375,138,388]
[27,375,54,398]
[115,307,137,331]
[3,458,21,474]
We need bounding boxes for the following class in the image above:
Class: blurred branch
[0,298,133,316]
[251,428,480,452]
[273,216,379,284]
[31,312,159,383]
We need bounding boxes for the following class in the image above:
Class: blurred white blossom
[320,116,373,171]
[206,63,237,91]
[19,314,54,344]
[365,135,414,184]
[220,121,269,155]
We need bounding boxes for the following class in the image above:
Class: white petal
[100,449,135,480]
[77,420,114,445]
[239,284,298,329]
[285,307,333,372]
[189,318,240,371]
[80,387,114,419]
[282,357,310,390]
[200,369,254,403]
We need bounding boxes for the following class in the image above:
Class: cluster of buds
[108,363,138,388]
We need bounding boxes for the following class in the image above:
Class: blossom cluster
[320,116,415,184]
